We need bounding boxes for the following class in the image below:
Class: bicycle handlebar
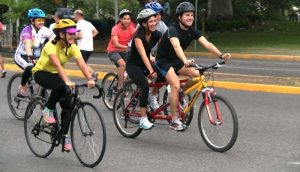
[70,83,102,99]
[189,60,226,74]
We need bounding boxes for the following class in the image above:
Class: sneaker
[170,119,185,131]
[92,72,99,82]
[17,85,29,98]
[43,107,56,124]
[139,117,154,130]
[64,135,72,152]
[148,94,159,110]
[1,71,6,78]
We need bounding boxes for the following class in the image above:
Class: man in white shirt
[73,9,99,80]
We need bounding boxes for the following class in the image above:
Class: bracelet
[148,71,155,78]
[219,54,224,59]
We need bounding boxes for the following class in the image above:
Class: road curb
[185,52,300,61]
[5,64,300,95]
[3,51,300,62]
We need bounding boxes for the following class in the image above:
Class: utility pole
[194,0,198,50]
[114,0,118,23]
[96,0,99,19]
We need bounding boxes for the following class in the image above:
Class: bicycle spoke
[24,97,55,158]
[198,94,238,152]
[71,102,106,167]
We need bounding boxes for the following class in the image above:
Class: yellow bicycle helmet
[53,19,78,32]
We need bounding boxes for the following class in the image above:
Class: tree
[207,0,233,20]
[1,0,35,49]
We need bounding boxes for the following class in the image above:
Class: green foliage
[205,19,250,32]
[2,0,36,22]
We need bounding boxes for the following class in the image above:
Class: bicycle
[24,83,106,168]
[101,71,132,111]
[7,72,49,120]
[113,60,238,152]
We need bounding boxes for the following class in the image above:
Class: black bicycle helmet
[176,2,195,16]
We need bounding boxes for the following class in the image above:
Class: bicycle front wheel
[7,73,30,120]
[102,72,118,111]
[71,102,106,168]
[24,96,55,158]
[198,94,238,152]
[113,87,142,138]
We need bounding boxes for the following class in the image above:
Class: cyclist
[126,9,162,130]
[155,2,231,131]
[32,19,95,151]
[144,1,168,110]
[15,8,53,97]
[145,1,168,34]
[107,9,136,91]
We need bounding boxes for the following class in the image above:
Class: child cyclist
[15,8,53,97]
[32,19,95,151]
[107,9,136,91]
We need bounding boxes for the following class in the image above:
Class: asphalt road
[0,72,299,172]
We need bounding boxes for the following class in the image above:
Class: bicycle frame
[125,74,223,125]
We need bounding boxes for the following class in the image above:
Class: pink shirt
[107,23,136,52]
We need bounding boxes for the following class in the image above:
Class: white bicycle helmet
[137,9,156,23]
[119,9,132,18]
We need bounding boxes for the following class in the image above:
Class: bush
[205,19,250,32]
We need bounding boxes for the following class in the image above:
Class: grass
[187,20,300,55]
[82,20,300,56]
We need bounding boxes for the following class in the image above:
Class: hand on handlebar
[184,59,195,67]
[149,71,157,79]
[87,80,95,89]
[66,80,76,89]
[220,53,231,61]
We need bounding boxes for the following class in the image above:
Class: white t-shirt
[76,19,96,51]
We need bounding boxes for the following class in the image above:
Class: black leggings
[34,71,73,135]
[21,65,33,86]
[126,63,149,108]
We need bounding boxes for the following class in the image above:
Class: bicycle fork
[202,88,223,125]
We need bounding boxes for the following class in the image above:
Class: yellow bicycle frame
[181,75,208,114]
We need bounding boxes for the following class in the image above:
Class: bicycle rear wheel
[113,87,142,138]
[24,96,55,158]
[198,94,238,152]
[7,73,31,120]
[163,89,194,126]
[71,102,106,168]
[102,72,118,111]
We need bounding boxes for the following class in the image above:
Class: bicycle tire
[162,89,194,126]
[7,73,31,120]
[102,72,118,111]
[198,94,238,152]
[24,96,55,158]
[71,102,106,168]
[113,87,142,138]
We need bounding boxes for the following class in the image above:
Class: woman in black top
[126,9,161,130]
[155,2,231,131]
